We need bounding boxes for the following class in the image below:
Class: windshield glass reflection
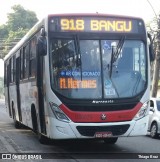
[50,38,147,99]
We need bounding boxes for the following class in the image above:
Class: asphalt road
[0,99,160,162]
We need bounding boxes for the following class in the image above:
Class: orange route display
[59,78,97,89]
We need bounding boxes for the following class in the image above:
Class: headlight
[49,102,71,123]
[133,101,149,121]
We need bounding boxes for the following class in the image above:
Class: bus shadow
[146,134,160,140]
[49,139,121,152]
[46,139,126,159]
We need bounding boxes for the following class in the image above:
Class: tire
[14,120,21,129]
[103,137,118,144]
[150,123,159,138]
[31,108,49,144]
[31,108,38,133]
[38,132,50,144]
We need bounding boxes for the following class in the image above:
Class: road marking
[0,134,34,162]
[0,135,17,153]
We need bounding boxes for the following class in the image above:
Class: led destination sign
[61,19,132,32]
[59,78,97,89]
[49,16,142,33]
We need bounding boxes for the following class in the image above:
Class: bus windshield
[50,38,146,99]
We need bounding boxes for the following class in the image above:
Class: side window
[4,63,7,86]
[23,43,30,79]
[7,62,10,85]
[20,49,24,80]
[11,57,13,83]
[8,55,16,83]
[9,59,11,83]
[4,61,9,86]
[13,55,16,82]
[29,37,37,78]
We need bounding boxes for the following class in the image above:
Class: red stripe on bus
[59,103,142,123]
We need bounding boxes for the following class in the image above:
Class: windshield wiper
[109,36,125,78]
[74,35,83,80]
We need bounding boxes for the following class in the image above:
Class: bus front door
[37,56,46,135]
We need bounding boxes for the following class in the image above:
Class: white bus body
[4,14,153,144]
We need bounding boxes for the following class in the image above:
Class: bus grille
[76,125,130,137]
[66,103,137,111]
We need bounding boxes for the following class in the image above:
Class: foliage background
[0,5,38,97]
[0,5,38,58]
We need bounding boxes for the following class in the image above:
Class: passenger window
[29,37,37,78]
[10,57,16,83]
[23,44,30,79]
[4,63,7,86]
[13,55,16,82]
[9,59,12,83]
[20,49,24,80]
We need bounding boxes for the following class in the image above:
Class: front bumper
[47,115,149,139]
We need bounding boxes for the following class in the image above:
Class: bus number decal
[61,19,84,31]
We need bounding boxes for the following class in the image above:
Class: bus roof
[47,13,144,20]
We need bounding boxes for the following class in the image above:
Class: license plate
[95,132,113,138]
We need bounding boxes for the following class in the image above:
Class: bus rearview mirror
[37,36,47,56]
[148,33,155,62]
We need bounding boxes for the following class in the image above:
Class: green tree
[0,4,38,59]
[3,28,29,57]
[151,15,160,97]
[0,25,8,39]
[147,14,160,97]
[7,5,38,31]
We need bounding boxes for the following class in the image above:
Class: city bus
[4,13,154,144]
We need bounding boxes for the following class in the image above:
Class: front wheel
[150,123,159,138]
[103,137,118,144]
[38,133,50,144]
[31,109,50,144]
